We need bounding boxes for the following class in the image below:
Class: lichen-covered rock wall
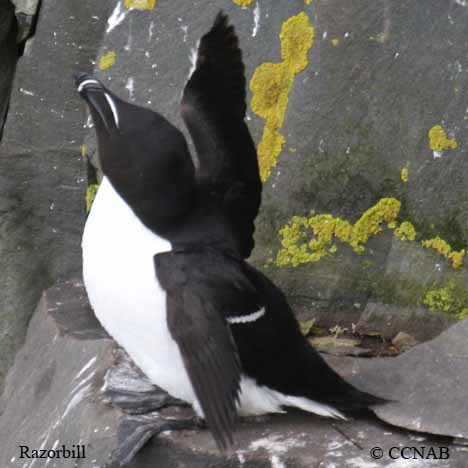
[1,0,468,389]
[250,0,468,325]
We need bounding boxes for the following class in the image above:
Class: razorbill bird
[75,12,385,451]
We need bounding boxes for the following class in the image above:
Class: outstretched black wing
[154,247,263,449]
[181,12,262,258]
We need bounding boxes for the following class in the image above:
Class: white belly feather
[82,177,343,420]
[82,177,195,404]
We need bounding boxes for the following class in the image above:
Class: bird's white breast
[82,177,196,403]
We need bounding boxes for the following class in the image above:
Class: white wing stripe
[227,307,265,324]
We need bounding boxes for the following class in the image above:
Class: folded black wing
[181,12,262,257]
[154,248,263,449]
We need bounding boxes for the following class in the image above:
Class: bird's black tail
[302,345,390,416]
[325,385,389,417]
[238,261,390,418]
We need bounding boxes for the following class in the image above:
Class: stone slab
[329,320,468,442]
[1,280,467,467]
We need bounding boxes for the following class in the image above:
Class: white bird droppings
[20,88,35,96]
[252,2,260,37]
[106,1,127,33]
[125,77,135,100]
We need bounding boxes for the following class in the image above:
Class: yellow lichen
[250,12,314,181]
[256,127,286,178]
[369,33,389,43]
[276,215,316,266]
[423,285,456,313]
[428,124,458,151]
[459,308,468,320]
[394,221,416,241]
[86,184,99,213]
[330,38,340,46]
[81,144,87,159]
[251,63,290,125]
[304,0,313,4]
[277,201,466,269]
[423,282,468,320]
[276,197,401,266]
[401,167,408,183]
[124,0,156,9]
[422,237,465,269]
[98,51,116,70]
[280,13,315,73]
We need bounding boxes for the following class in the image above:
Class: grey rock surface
[0,0,114,390]
[297,301,456,345]
[1,280,468,468]
[331,319,468,442]
[0,280,121,468]
[391,331,419,351]
[355,302,456,342]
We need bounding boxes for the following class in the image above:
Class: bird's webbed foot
[101,350,203,465]
[115,411,203,465]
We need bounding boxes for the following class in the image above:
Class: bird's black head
[74,72,166,138]
[74,72,195,230]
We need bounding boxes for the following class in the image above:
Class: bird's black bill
[73,71,120,134]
